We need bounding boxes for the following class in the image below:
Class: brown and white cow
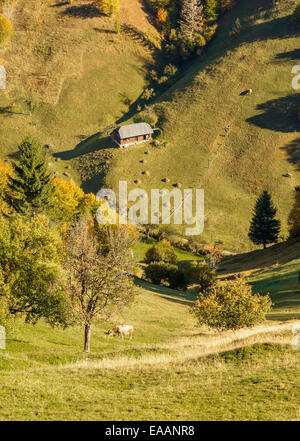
[105,325,134,339]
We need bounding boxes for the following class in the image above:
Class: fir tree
[179,0,204,40]
[248,190,280,249]
[6,138,53,214]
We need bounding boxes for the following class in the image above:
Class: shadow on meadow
[60,3,102,18]
[54,134,117,160]
[135,278,196,306]
[281,137,300,171]
[246,94,300,133]
[275,48,300,62]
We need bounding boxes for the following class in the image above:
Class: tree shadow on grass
[61,3,102,18]
[54,133,117,160]
[135,277,196,306]
[0,106,24,116]
[275,48,300,62]
[266,311,300,321]
[121,24,158,52]
[281,137,300,171]
[246,94,300,133]
[93,27,116,35]
[50,1,69,7]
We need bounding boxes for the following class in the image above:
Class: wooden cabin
[111,122,154,147]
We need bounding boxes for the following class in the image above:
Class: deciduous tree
[0,16,13,45]
[64,218,136,352]
[0,214,67,326]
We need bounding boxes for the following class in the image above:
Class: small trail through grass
[59,321,299,371]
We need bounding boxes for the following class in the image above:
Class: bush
[220,0,236,13]
[0,17,13,45]
[204,0,219,21]
[230,18,242,36]
[292,4,300,31]
[144,261,169,284]
[145,239,178,264]
[144,261,186,289]
[191,276,272,331]
[163,64,178,77]
[166,265,187,289]
[182,261,216,291]
[97,0,120,16]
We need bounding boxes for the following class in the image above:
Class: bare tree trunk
[84,324,91,352]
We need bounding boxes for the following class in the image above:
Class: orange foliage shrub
[156,8,168,28]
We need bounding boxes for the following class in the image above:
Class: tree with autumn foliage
[52,178,97,222]
[205,244,222,268]
[0,16,13,45]
[0,158,12,215]
[156,8,168,30]
[191,276,272,331]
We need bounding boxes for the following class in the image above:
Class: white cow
[105,325,134,339]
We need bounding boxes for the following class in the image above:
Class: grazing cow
[105,325,134,339]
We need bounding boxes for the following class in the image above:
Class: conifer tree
[248,190,280,249]
[6,138,53,214]
[179,0,204,40]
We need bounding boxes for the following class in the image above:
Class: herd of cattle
[105,325,134,339]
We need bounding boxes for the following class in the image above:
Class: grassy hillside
[105,0,300,251]
[1,0,299,252]
[0,0,160,181]
[218,237,300,320]
[0,275,299,420]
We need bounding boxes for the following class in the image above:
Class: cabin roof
[114,123,153,139]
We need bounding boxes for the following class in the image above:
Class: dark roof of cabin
[114,123,153,139]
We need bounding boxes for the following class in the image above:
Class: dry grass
[62,322,299,371]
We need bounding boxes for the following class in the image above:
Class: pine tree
[179,0,204,40]
[6,138,53,214]
[248,190,281,249]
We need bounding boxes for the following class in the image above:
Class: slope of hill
[1,0,300,253]
[0,276,299,420]
[104,0,300,251]
[218,237,300,320]
[0,0,159,172]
